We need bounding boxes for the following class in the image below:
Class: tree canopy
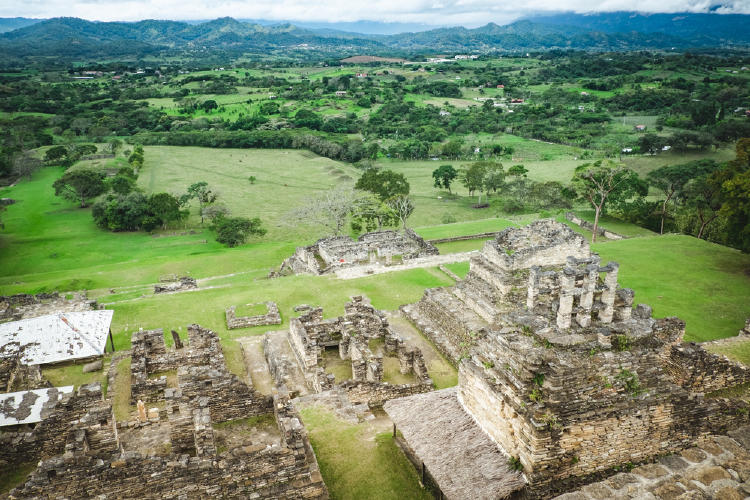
[53,168,107,208]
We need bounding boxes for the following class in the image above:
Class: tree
[714,138,750,252]
[432,165,458,193]
[53,168,106,207]
[638,134,666,155]
[44,146,68,163]
[248,176,257,184]
[107,139,123,155]
[386,195,415,229]
[213,216,266,247]
[92,192,148,231]
[682,174,723,240]
[350,193,398,232]
[148,193,183,230]
[355,168,410,201]
[109,175,137,194]
[461,161,488,204]
[571,160,644,242]
[647,160,720,235]
[507,164,528,177]
[12,152,42,179]
[483,162,505,194]
[289,187,360,236]
[181,181,218,224]
[201,100,218,113]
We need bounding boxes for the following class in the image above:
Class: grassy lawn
[415,218,516,240]
[435,238,489,254]
[299,407,431,500]
[707,341,750,366]
[593,235,750,342]
[571,210,657,238]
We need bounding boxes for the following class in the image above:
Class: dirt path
[334,251,478,280]
[236,336,275,395]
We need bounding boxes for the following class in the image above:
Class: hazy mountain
[0,13,747,63]
[0,17,45,33]
[525,12,750,45]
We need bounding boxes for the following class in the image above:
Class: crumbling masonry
[393,220,750,498]
[8,324,328,499]
[274,229,438,276]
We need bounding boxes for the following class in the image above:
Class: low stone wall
[0,383,104,473]
[666,342,750,393]
[225,301,281,329]
[565,212,627,240]
[340,380,432,408]
[153,276,197,294]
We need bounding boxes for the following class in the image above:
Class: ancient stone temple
[274,229,438,276]
[389,220,750,499]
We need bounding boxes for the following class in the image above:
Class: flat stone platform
[384,387,525,500]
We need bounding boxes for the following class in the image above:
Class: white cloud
[2,0,749,25]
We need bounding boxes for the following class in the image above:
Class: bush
[212,216,267,247]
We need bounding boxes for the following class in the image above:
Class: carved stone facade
[393,220,750,498]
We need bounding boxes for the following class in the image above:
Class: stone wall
[0,292,97,322]
[225,301,281,329]
[565,212,626,240]
[153,276,197,294]
[666,342,750,393]
[11,394,328,500]
[275,229,438,276]
[0,383,105,472]
[341,380,432,408]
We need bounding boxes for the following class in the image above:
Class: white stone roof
[0,386,74,426]
[0,310,113,365]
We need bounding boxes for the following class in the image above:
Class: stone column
[527,266,541,310]
[599,262,619,324]
[576,264,599,327]
[615,288,635,321]
[398,346,414,375]
[352,360,367,381]
[556,267,576,329]
[137,399,147,422]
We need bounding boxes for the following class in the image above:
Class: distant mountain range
[0,12,748,63]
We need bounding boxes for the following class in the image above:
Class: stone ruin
[264,296,432,410]
[391,220,750,498]
[226,301,282,329]
[153,276,197,294]
[274,229,438,276]
[6,324,328,499]
[0,291,98,323]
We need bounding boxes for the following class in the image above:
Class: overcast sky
[3,0,749,26]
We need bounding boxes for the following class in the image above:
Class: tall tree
[647,160,719,235]
[181,181,218,225]
[461,161,488,204]
[289,187,360,236]
[432,165,458,193]
[355,168,410,201]
[53,169,107,208]
[682,174,723,240]
[571,160,644,242]
[714,138,750,252]
[386,195,415,229]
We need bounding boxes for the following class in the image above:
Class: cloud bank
[3,0,749,25]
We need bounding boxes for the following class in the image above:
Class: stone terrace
[393,220,750,498]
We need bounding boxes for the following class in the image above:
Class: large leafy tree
[148,193,184,230]
[461,161,488,204]
[647,159,719,235]
[714,138,750,252]
[53,168,107,208]
[350,193,398,233]
[571,160,645,242]
[432,165,458,193]
[355,168,410,201]
[213,216,266,247]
